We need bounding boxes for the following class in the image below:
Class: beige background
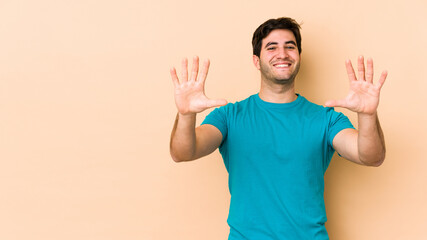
[0,0,426,239]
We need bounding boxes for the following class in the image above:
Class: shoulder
[297,95,353,125]
[203,94,255,121]
[297,95,332,115]
[213,94,256,113]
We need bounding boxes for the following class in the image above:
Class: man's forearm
[357,112,386,166]
[170,113,197,162]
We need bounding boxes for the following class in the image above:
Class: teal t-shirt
[202,94,354,240]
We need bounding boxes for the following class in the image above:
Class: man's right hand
[170,56,227,115]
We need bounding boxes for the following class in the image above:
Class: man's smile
[272,61,292,69]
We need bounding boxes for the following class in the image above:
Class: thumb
[325,99,347,108]
[206,98,228,108]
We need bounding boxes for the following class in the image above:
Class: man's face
[253,29,300,85]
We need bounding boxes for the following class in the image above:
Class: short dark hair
[252,17,302,57]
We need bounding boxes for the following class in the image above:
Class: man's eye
[267,47,276,50]
[286,46,296,49]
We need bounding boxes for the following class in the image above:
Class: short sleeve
[327,107,355,147]
[201,105,228,142]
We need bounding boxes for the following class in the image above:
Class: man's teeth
[275,64,290,67]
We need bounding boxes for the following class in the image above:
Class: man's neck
[259,80,297,103]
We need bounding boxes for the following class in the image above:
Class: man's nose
[277,47,289,58]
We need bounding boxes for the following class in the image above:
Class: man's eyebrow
[265,42,278,48]
[264,41,297,48]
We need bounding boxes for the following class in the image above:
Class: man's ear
[253,55,260,70]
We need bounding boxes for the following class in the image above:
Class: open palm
[325,56,387,115]
[170,56,227,115]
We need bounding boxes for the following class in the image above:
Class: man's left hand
[325,56,388,116]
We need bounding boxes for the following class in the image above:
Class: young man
[169,17,387,239]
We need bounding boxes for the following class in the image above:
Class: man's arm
[326,56,387,166]
[169,56,227,162]
[170,113,223,162]
[332,114,385,166]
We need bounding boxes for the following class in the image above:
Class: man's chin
[273,77,295,85]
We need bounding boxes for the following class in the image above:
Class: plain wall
[0,0,426,239]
